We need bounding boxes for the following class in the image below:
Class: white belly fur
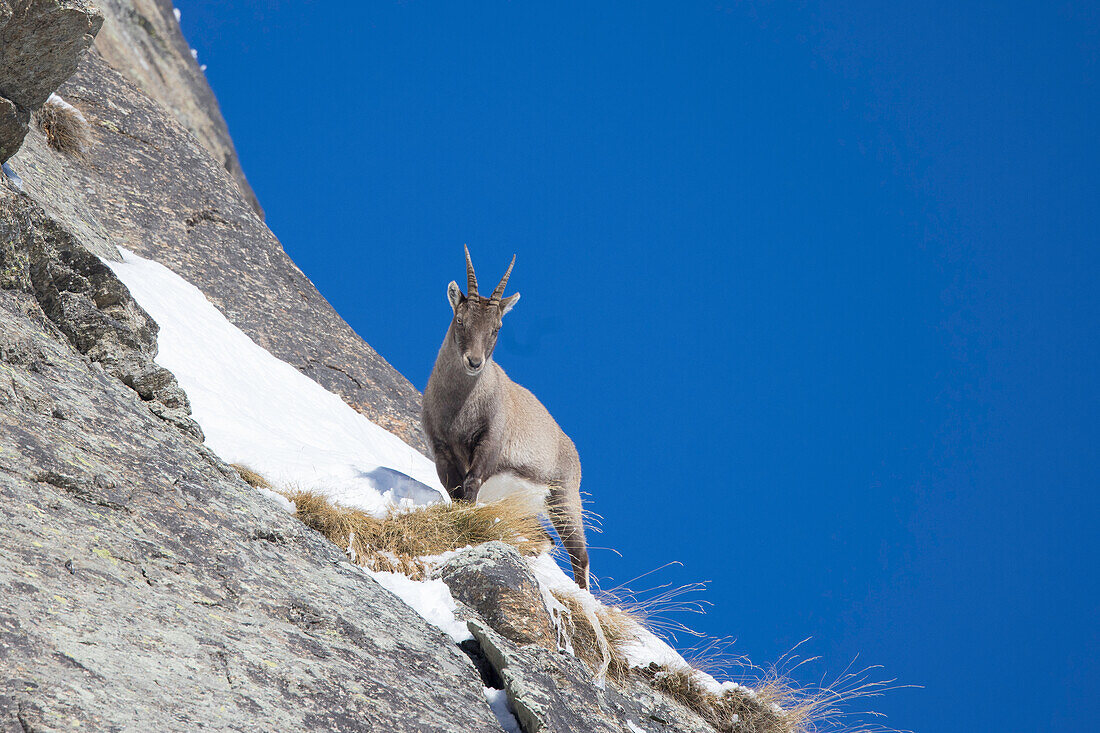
[477,471,550,516]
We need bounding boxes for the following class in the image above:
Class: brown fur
[423,248,590,587]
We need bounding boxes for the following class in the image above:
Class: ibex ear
[499,292,520,316]
[447,281,464,312]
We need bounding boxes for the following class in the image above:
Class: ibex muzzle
[423,247,590,588]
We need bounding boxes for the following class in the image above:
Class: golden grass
[36,95,90,155]
[284,488,551,579]
[646,663,790,732]
[557,570,906,733]
[642,645,908,733]
[551,587,639,682]
[232,463,273,489]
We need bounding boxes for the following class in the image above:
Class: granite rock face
[0,191,202,438]
[0,0,103,161]
[90,0,263,217]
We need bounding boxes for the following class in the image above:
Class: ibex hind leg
[549,480,590,590]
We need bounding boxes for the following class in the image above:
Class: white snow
[257,487,295,513]
[366,569,471,642]
[104,248,447,516]
[483,688,523,733]
[626,721,649,733]
[190,48,198,59]
[173,7,181,21]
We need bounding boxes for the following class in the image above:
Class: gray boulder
[434,542,558,648]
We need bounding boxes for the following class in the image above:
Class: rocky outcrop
[10,51,429,451]
[435,543,558,648]
[471,620,713,733]
[90,0,263,217]
[1,190,203,438]
[0,0,103,161]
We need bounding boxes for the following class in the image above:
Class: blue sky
[176,2,1098,730]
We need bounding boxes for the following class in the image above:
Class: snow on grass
[104,248,446,516]
[483,688,523,733]
[626,721,649,733]
[366,568,471,642]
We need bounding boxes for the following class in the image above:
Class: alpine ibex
[423,247,590,589]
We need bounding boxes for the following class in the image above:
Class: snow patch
[257,487,295,513]
[484,688,523,733]
[173,7,181,21]
[626,721,649,733]
[103,248,447,516]
[366,569,471,642]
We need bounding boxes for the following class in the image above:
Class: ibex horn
[489,255,516,307]
[464,244,478,298]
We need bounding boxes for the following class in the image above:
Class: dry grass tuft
[562,567,906,733]
[645,663,793,732]
[598,564,711,643]
[231,463,273,489]
[285,489,551,579]
[642,652,907,733]
[36,94,90,155]
[552,588,636,682]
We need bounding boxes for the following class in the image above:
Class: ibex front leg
[461,428,502,503]
[431,442,465,501]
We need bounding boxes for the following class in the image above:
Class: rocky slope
[91,0,263,218]
[0,2,714,731]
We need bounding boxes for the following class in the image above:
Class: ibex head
[446,245,521,376]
